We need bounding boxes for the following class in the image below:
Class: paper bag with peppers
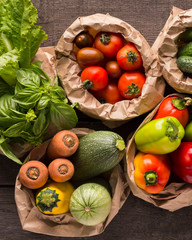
[126,93,192,211]
[152,6,192,93]
[55,13,165,127]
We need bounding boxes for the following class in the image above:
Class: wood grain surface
[1,0,192,239]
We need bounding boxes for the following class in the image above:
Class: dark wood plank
[32,0,192,47]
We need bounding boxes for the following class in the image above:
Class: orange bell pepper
[134,152,171,194]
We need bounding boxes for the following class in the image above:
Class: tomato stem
[100,33,110,45]
[127,50,138,64]
[124,83,140,96]
[82,80,94,90]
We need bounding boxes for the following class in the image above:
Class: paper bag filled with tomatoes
[153,7,192,94]
[126,93,192,211]
[55,13,165,127]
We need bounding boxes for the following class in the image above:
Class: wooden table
[1,1,192,239]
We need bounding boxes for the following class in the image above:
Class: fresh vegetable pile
[73,30,146,104]
[132,95,192,194]
[0,0,78,164]
[18,129,126,226]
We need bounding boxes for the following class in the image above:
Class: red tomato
[105,61,122,79]
[94,32,124,58]
[153,96,189,128]
[118,71,146,100]
[116,43,143,71]
[74,31,94,49]
[81,66,108,91]
[91,81,125,104]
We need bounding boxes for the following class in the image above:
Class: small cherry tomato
[91,80,125,104]
[81,66,108,91]
[76,47,104,69]
[117,43,143,71]
[105,61,122,79]
[118,71,146,100]
[94,32,124,58]
[74,31,94,49]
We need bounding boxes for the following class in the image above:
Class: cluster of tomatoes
[73,30,146,104]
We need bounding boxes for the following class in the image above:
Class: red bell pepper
[153,96,189,128]
[134,152,171,194]
[170,142,192,183]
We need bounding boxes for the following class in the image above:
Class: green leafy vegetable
[0,0,78,164]
[0,0,47,85]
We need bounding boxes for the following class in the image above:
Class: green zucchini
[177,56,192,74]
[70,131,125,180]
[178,42,192,57]
[69,183,111,226]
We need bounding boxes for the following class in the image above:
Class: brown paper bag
[126,93,192,212]
[15,128,130,237]
[55,13,165,127]
[152,7,192,93]
[0,46,58,159]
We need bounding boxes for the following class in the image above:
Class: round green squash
[69,183,112,226]
[70,130,125,180]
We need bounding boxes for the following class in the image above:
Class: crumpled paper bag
[55,13,165,127]
[125,93,192,212]
[152,6,192,93]
[15,128,130,237]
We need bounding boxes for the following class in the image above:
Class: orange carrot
[48,158,75,182]
[47,130,79,160]
[19,160,48,189]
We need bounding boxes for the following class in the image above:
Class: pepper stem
[166,118,179,142]
[144,170,158,186]
[172,98,186,110]
[82,80,93,90]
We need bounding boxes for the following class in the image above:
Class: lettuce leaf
[0,49,19,86]
[0,0,47,85]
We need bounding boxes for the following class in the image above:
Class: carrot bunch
[19,130,79,189]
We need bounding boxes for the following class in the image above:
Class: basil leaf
[50,102,78,129]
[16,68,41,88]
[0,94,18,116]
[20,131,42,146]
[37,94,50,110]
[0,78,13,96]
[3,121,30,138]
[0,141,22,165]
[50,85,66,100]
[30,62,51,86]
[0,116,24,129]
[13,88,42,109]
[32,110,50,136]
[14,82,24,94]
